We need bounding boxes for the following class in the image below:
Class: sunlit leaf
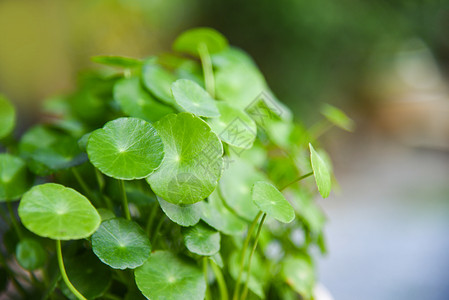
[309,144,331,198]
[183,222,220,256]
[18,183,101,240]
[173,27,228,56]
[321,103,355,132]
[158,196,201,227]
[92,218,151,270]
[135,251,206,300]
[251,181,295,223]
[87,117,164,180]
[146,113,223,205]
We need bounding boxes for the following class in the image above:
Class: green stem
[240,213,267,300]
[232,211,262,300]
[210,259,228,300]
[279,172,313,191]
[198,43,215,98]
[7,201,22,239]
[203,257,211,300]
[56,240,86,300]
[145,202,159,236]
[71,167,94,199]
[151,215,165,246]
[119,180,131,220]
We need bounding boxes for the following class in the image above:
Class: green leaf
[146,113,223,205]
[142,61,177,106]
[18,183,101,240]
[0,153,32,201]
[0,95,16,139]
[290,190,326,235]
[173,27,228,56]
[97,208,116,221]
[251,181,295,223]
[281,255,315,299]
[18,125,86,175]
[158,196,201,227]
[309,143,332,198]
[15,238,46,271]
[171,79,220,118]
[87,117,164,180]
[219,159,264,221]
[229,251,265,298]
[92,218,151,270]
[60,251,112,300]
[114,77,174,122]
[135,251,206,300]
[182,222,220,256]
[91,55,143,68]
[200,190,246,235]
[208,102,256,149]
[321,103,355,132]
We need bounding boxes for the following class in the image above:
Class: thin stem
[198,43,215,98]
[7,201,23,239]
[210,259,228,300]
[240,213,267,300]
[279,172,313,191]
[232,211,263,300]
[119,180,131,220]
[71,167,94,200]
[145,202,159,236]
[203,257,211,300]
[151,215,165,246]
[56,240,86,300]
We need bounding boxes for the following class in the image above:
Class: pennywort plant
[0,27,354,300]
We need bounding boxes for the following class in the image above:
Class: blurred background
[1,0,448,299]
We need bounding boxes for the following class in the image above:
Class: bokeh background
[1,0,449,299]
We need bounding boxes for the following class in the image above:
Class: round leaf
[0,95,15,139]
[15,238,46,271]
[87,117,164,180]
[0,153,32,201]
[171,79,220,118]
[173,27,228,56]
[219,159,264,221]
[158,196,201,227]
[60,251,112,300]
[251,181,295,223]
[142,62,177,105]
[321,103,355,132]
[146,113,223,205]
[200,190,246,235]
[18,183,101,240]
[208,102,256,149]
[183,222,220,256]
[281,255,315,299]
[18,125,86,175]
[114,77,174,122]
[135,251,206,300]
[92,55,143,68]
[309,144,331,198]
[92,218,151,270]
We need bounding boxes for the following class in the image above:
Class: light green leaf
[18,125,86,175]
[208,102,256,149]
[135,251,206,300]
[251,181,295,223]
[87,117,164,180]
[219,159,264,221]
[60,251,112,300]
[281,255,315,299]
[91,55,143,68]
[114,77,174,122]
[200,190,246,236]
[171,79,220,118]
[173,27,228,56]
[0,95,15,139]
[92,218,151,270]
[0,153,32,201]
[183,222,220,256]
[309,144,332,198]
[142,62,177,106]
[18,183,100,240]
[158,196,201,227]
[15,238,46,271]
[321,103,355,132]
[146,113,223,205]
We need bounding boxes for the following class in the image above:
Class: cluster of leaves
[0,28,354,300]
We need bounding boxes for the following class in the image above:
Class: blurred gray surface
[317,129,449,300]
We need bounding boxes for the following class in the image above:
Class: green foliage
[0,27,351,299]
